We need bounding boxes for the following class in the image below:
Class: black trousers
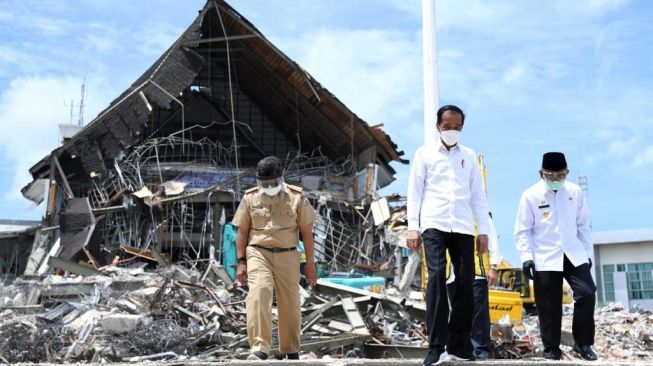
[471,279,491,358]
[422,228,475,355]
[534,255,596,354]
[447,278,491,358]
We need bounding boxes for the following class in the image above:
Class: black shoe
[286,352,299,360]
[246,351,268,360]
[574,344,598,361]
[543,347,562,360]
[423,346,444,366]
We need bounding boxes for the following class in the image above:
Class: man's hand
[476,234,488,255]
[304,261,318,286]
[487,268,498,287]
[522,260,535,280]
[406,230,422,250]
[237,262,248,284]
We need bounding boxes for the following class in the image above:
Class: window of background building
[627,262,653,300]
[603,264,615,302]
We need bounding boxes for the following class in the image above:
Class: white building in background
[592,228,653,311]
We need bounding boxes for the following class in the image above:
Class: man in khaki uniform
[232,156,317,361]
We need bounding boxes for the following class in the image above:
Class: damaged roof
[25,0,407,189]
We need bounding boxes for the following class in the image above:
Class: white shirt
[407,141,490,236]
[513,180,592,271]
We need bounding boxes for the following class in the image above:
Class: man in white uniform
[407,104,490,365]
[514,152,597,361]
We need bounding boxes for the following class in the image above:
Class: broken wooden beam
[121,245,172,264]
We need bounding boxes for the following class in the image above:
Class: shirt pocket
[251,208,269,229]
[275,205,297,228]
[535,205,553,224]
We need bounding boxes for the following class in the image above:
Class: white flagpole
[422,0,439,146]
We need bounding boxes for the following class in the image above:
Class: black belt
[251,245,296,253]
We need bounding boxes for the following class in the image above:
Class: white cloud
[0,75,111,205]
[0,9,12,21]
[23,14,72,36]
[132,21,186,57]
[607,136,636,155]
[0,45,38,78]
[82,30,122,55]
[553,0,630,17]
[634,146,653,167]
[289,28,423,144]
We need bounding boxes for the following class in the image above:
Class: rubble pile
[0,259,430,363]
[586,303,653,360]
[495,304,653,361]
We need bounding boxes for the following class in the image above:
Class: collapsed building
[0,2,427,362]
[17,0,408,278]
[3,1,653,363]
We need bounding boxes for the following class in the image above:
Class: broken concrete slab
[101,313,143,334]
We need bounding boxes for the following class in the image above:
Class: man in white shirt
[407,105,490,365]
[513,152,597,361]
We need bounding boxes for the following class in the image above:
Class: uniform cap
[542,152,567,171]
[256,156,282,179]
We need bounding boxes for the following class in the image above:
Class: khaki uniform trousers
[246,245,301,354]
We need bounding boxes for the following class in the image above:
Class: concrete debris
[101,313,143,334]
[2,201,652,363]
[490,303,653,361]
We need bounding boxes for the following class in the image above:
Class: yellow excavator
[496,259,573,313]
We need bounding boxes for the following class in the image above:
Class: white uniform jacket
[513,180,592,271]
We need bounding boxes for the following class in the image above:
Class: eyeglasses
[541,170,568,181]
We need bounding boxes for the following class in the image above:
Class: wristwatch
[238,256,247,264]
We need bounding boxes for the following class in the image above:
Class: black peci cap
[256,156,282,179]
[542,152,567,171]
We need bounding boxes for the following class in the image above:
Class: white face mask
[439,130,461,146]
[262,184,282,196]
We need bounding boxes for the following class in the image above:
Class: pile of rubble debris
[2,257,652,363]
[492,303,653,362]
[0,259,428,363]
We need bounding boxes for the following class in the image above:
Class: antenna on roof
[78,76,86,126]
[64,100,75,124]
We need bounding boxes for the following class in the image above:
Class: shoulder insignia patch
[287,184,303,193]
[245,186,259,194]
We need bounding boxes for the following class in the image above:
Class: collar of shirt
[258,184,290,205]
[437,138,460,153]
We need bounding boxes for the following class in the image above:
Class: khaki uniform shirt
[232,184,316,248]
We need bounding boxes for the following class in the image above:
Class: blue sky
[1,0,652,264]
